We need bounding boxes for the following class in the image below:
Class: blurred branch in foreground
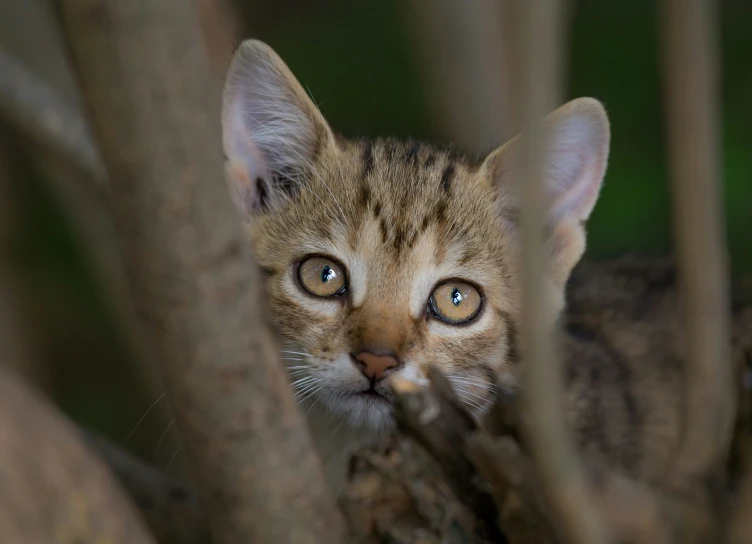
[662,0,734,538]
[404,0,514,154]
[514,1,610,542]
[55,0,346,542]
[404,0,576,155]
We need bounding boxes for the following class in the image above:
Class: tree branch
[662,0,734,490]
[402,0,514,154]
[55,1,346,543]
[514,2,611,543]
[391,369,507,543]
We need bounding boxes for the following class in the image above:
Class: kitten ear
[222,39,334,214]
[484,97,610,286]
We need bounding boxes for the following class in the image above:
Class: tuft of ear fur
[222,40,334,214]
[484,97,611,287]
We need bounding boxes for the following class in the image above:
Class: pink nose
[353,351,401,382]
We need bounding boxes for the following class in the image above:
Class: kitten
[221,39,610,492]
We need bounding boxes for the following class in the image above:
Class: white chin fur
[322,390,396,431]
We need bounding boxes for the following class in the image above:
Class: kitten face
[222,40,610,430]
[250,139,519,428]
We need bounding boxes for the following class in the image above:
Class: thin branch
[55,1,346,542]
[662,0,733,502]
[515,1,611,543]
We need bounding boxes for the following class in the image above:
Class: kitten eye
[429,280,482,324]
[298,256,347,298]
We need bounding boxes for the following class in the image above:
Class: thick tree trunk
[55,1,346,543]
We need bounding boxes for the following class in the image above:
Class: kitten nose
[353,350,401,382]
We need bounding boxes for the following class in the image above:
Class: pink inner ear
[223,90,275,214]
[548,151,604,225]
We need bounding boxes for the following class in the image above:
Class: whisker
[123,391,167,446]
[291,376,317,388]
[452,386,488,402]
[305,84,321,110]
[302,385,326,404]
[306,389,326,415]
[448,375,498,390]
[285,365,310,370]
[447,373,493,383]
[153,419,175,456]
[455,393,484,411]
[296,384,325,405]
[457,396,484,411]
[280,350,311,356]
[293,380,322,400]
[330,416,346,438]
[282,357,307,362]
[293,383,319,397]
[165,444,183,470]
[448,375,494,387]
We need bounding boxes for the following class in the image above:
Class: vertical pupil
[451,287,463,306]
[321,265,332,283]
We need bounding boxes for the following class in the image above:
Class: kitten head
[222,40,610,430]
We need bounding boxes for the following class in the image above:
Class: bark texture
[55,1,346,542]
[514,2,609,543]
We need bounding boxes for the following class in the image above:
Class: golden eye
[429,280,482,324]
[298,256,347,297]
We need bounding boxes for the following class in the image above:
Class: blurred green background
[3,0,750,465]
